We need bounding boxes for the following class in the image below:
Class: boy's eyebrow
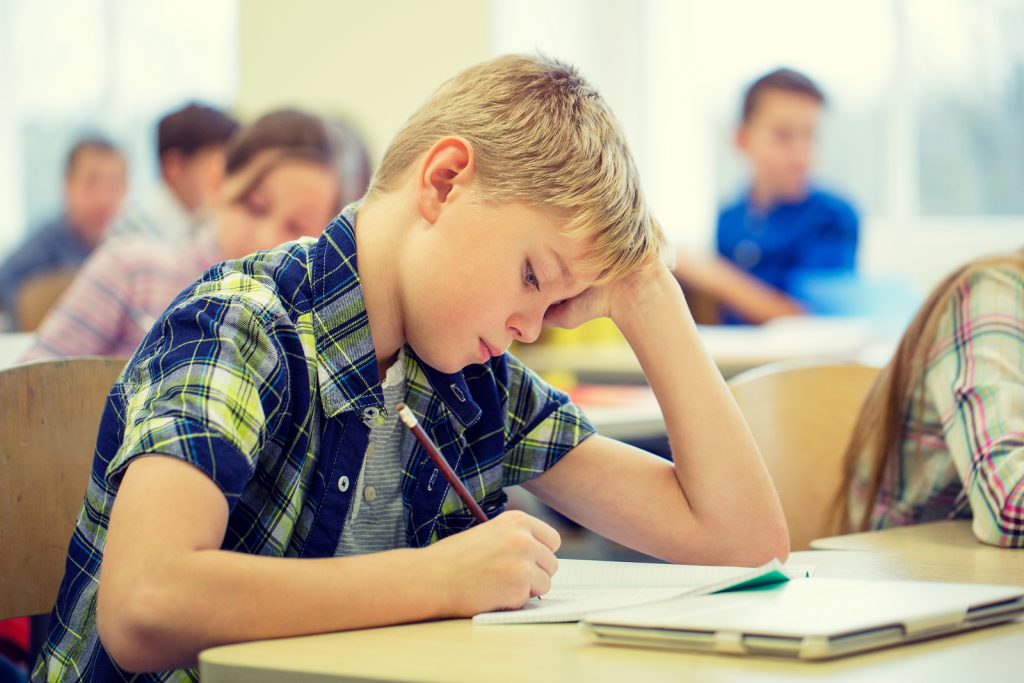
[549,248,572,280]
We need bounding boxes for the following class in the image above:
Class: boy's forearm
[104,546,445,672]
[611,267,788,560]
[672,248,802,324]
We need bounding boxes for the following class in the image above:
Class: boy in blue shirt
[35,56,788,681]
[715,68,859,323]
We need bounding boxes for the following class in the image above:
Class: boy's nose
[508,309,544,344]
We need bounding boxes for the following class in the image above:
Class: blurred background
[1,0,1021,293]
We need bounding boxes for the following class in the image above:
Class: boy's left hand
[542,261,676,330]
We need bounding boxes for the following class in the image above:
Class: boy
[107,103,239,243]
[0,137,126,326]
[35,56,788,681]
[713,68,859,324]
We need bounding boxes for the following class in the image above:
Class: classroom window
[0,0,239,255]
[492,0,1024,287]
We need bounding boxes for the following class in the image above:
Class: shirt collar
[309,203,483,428]
[742,184,814,216]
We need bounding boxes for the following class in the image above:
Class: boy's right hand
[424,510,561,616]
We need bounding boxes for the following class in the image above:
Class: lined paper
[473,558,813,625]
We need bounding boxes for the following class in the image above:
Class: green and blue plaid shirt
[34,204,596,682]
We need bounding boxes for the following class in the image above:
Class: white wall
[237,0,492,164]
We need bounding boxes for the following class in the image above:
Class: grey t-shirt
[335,350,409,555]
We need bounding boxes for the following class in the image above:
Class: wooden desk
[571,385,665,441]
[514,317,888,382]
[811,520,1024,586]
[0,333,33,370]
[199,549,1024,682]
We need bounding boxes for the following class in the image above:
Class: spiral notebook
[473,558,813,625]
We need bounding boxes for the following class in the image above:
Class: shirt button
[362,406,386,427]
[364,485,377,502]
[337,475,350,493]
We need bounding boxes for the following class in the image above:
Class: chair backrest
[0,357,127,620]
[728,361,880,550]
[15,268,78,332]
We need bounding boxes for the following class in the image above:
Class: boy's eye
[241,193,270,217]
[524,261,541,291]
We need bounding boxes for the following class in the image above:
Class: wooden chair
[14,268,78,332]
[728,361,880,550]
[0,357,127,620]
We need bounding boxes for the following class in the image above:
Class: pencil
[397,402,489,524]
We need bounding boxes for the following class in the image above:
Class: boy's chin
[409,344,472,374]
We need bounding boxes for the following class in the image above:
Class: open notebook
[473,558,813,625]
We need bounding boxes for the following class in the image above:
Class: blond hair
[369,54,668,282]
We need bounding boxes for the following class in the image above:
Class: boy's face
[217,160,338,260]
[398,198,594,374]
[737,89,821,202]
[65,148,128,247]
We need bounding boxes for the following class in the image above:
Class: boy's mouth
[478,338,501,362]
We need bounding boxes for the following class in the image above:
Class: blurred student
[708,68,859,324]
[25,110,344,360]
[107,103,239,243]
[841,251,1024,547]
[0,137,126,327]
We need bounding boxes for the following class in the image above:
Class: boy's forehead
[748,89,822,123]
[71,149,125,177]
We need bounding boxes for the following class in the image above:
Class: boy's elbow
[98,577,177,673]
[736,525,790,567]
[670,519,790,568]
[767,527,791,564]
[972,509,1024,549]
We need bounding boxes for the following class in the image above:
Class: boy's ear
[734,126,749,154]
[160,150,185,185]
[416,137,475,224]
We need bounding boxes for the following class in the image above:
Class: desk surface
[811,520,1024,585]
[514,317,890,382]
[199,548,1024,683]
[570,384,665,441]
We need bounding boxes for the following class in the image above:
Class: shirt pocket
[431,492,508,541]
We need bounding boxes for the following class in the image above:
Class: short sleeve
[925,266,1024,547]
[110,288,290,507]
[501,353,596,486]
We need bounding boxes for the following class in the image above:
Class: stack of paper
[473,558,813,625]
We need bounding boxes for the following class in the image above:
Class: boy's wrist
[412,544,458,619]
[608,264,685,331]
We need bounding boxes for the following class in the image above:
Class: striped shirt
[849,265,1024,547]
[24,228,221,360]
[34,204,595,682]
[336,348,409,556]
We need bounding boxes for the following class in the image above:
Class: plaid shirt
[850,264,1024,547]
[34,204,596,682]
